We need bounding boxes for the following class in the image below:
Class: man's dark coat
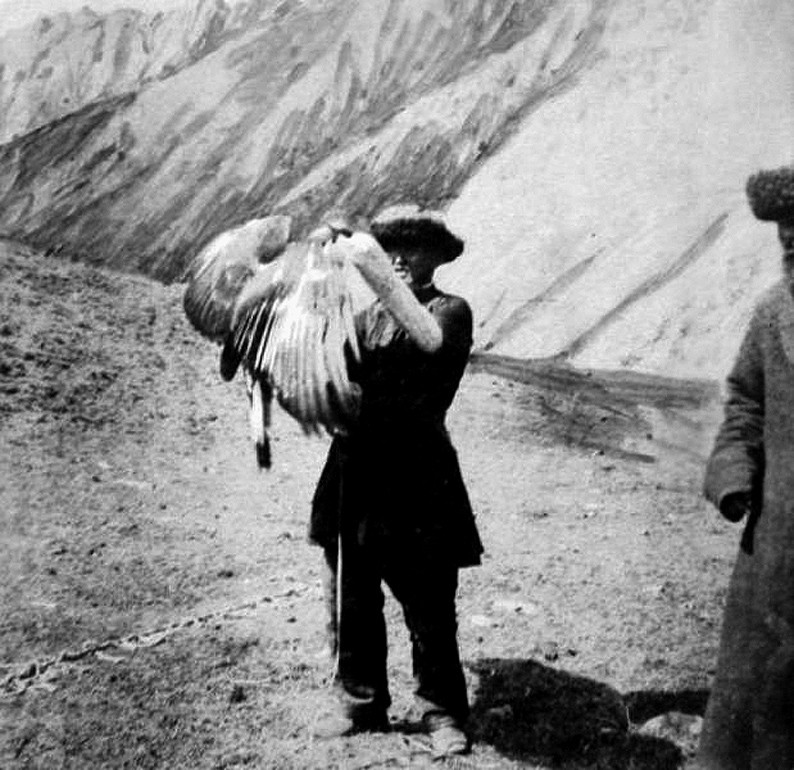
[699,279,794,769]
[310,285,483,568]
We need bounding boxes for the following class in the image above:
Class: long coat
[309,284,483,568]
[699,279,794,769]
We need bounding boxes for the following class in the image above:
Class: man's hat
[746,165,794,222]
[370,204,464,263]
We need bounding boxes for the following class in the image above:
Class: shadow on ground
[468,658,707,769]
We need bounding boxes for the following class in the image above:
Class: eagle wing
[227,233,369,436]
[182,215,291,343]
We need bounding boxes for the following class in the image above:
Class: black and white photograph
[1,1,792,767]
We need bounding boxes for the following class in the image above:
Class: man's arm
[336,233,444,353]
[704,309,766,521]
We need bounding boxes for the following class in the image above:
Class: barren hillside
[0,0,791,377]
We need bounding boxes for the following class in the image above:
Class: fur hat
[370,204,464,263]
[746,165,794,222]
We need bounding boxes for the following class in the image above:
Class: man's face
[779,221,794,295]
[389,246,441,288]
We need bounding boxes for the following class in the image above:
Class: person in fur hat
[694,165,794,769]
[308,205,482,756]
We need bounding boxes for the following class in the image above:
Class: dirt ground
[1,240,739,769]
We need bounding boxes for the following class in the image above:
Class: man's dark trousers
[321,534,469,723]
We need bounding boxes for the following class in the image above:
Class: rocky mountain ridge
[0,0,245,143]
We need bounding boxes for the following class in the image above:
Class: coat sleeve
[703,309,766,510]
[432,295,473,355]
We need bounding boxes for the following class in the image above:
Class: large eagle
[182,215,373,468]
[182,210,445,468]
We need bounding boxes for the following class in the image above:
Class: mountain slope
[0,0,606,279]
[441,0,794,377]
[0,0,791,378]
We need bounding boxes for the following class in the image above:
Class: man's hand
[334,232,383,267]
[322,231,380,269]
[720,491,753,523]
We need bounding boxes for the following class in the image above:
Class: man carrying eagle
[183,205,483,757]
